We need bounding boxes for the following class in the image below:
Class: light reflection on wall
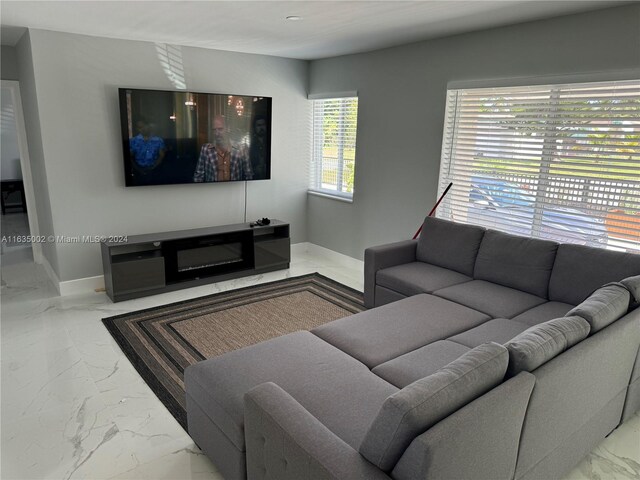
[155,43,187,90]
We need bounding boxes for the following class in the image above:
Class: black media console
[101,220,290,302]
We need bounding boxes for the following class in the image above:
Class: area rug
[102,273,365,430]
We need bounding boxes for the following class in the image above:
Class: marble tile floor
[1,212,33,267]
[1,243,638,480]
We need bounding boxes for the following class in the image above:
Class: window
[438,79,640,252]
[310,97,359,200]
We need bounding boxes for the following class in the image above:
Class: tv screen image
[118,88,272,186]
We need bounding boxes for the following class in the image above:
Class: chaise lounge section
[185,217,640,480]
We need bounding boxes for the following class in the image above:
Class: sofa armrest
[364,239,418,308]
[392,372,536,480]
[244,382,391,480]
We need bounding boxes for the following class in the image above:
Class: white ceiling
[0,1,628,60]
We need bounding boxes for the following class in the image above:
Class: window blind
[310,97,359,199]
[438,79,640,252]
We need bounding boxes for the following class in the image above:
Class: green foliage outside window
[319,98,358,193]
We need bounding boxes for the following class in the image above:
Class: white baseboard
[40,254,61,295]
[292,242,363,270]
[40,254,105,296]
[59,275,105,297]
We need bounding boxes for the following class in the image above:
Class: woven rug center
[173,290,356,357]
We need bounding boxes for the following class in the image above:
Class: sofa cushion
[548,244,640,305]
[473,230,558,298]
[434,280,547,318]
[372,340,471,388]
[312,294,489,368]
[448,318,531,348]
[184,331,397,452]
[359,342,508,472]
[511,301,575,326]
[374,285,407,306]
[567,284,631,333]
[376,262,472,297]
[505,316,591,377]
[416,217,486,276]
[621,275,640,303]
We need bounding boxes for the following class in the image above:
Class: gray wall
[23,29,310,282]
[308,4,640,260]
[1,46,19,81]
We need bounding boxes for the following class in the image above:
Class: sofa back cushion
[567,284,631,333]
[416,217,485,276]
[505,316,590,377]
[473,230,558,298]
[548,244,640,305]
[359,342,508,472]
[621,275,640,304]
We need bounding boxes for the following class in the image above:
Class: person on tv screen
[129,117,166,181]
[250,114,269,179]
[193,115,253,182]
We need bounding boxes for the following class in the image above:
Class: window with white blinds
[310,97,359,199]
[438,79,640,253]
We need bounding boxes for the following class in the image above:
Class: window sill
[308,190,353,203]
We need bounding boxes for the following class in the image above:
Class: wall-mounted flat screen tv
[118,88,272,186]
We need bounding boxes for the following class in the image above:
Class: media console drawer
[111,255,166,295]
[255,238,290,269]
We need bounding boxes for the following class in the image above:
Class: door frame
[2,80,42,263]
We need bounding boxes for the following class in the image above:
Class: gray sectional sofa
[185,216,640,480]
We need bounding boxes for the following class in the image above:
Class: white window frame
[309,93,359,202]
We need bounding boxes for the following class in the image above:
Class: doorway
[1,81,41,267]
